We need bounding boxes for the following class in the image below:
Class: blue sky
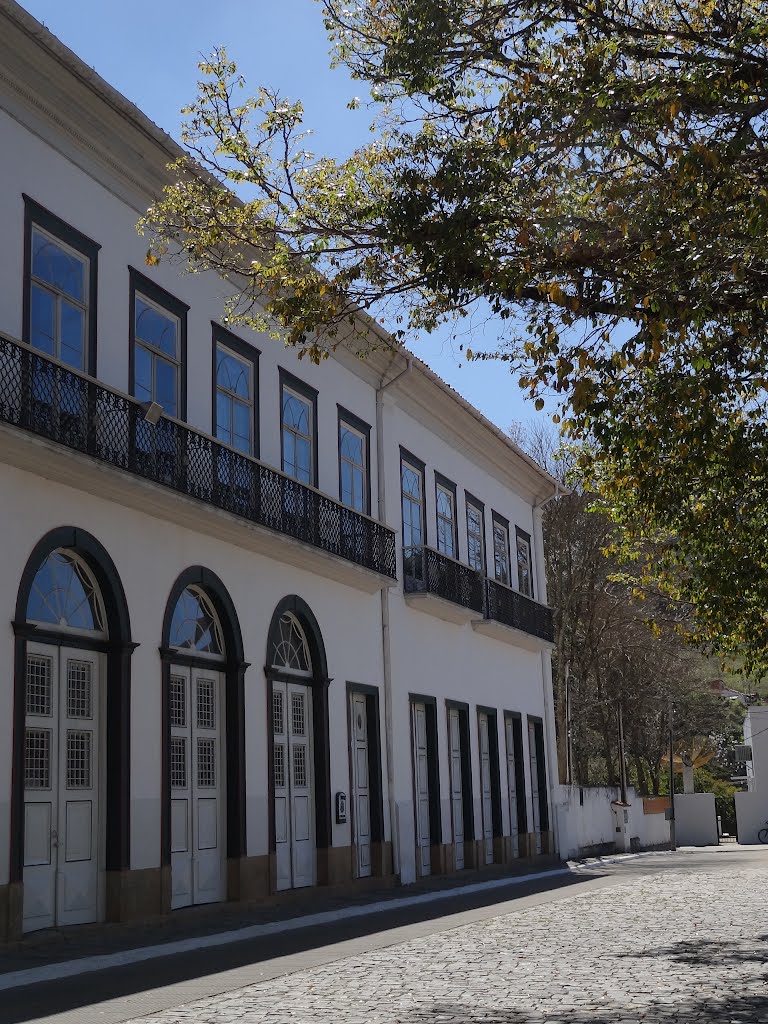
[20,0,549,433]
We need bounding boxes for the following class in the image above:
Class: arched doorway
[161,568,246,910]
[12,528,132,934]
[266,596,330,891]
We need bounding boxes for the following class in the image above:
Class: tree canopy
[143,1,768,670]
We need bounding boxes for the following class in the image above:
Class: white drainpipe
[376,357,412,877]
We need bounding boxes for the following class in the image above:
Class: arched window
[169,586,224,657]
[270,612,311,674]
[26,548,106,634]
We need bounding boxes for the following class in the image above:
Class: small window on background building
[215,343,254,454]
[516,528,534,598]
[281,385,314,485]
[493,516,510,585]
[339,419,367,512]
[435,481,456,558]
[466,500,485,573]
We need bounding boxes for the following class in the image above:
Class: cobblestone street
[120,854,768,1024]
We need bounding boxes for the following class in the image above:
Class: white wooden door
[478,713,494,865]
[528,719,542,854]
[23,644,102,932]
[412,702,431,876]
[447,708,464,870]
[273,680,316,890]
[350,693,372,878]
[505,717,520,858]
[170,666,225,909]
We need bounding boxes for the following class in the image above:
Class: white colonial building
[0,0,560,940]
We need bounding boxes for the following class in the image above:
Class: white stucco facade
[0,1,560,938]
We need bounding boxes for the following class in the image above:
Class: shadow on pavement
[418,993,768,1024]
[0,870,596,1024]
[617,934,768,966]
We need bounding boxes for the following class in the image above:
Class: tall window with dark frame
[28,228,89,370]
[493,516,511,585]
[401,461,424,550]
[516,528,534,598]
[215,343,255,455]
[339,419,367,513]
[435,480,457,559]
[24,201,99,377]
[466,500,485,573]
[132,293,181,418]
[281,384,313,485]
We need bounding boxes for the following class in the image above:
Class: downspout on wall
[376,357,412,878]
[533,482,562,856]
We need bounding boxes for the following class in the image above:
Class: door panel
[350,693,372,878]
[505,717,520,858]
[412,703,431,876]
[448,708,464,870]
[23,644,102,932]
[170,666,225,908]
[273,680,316,890]
[479,713,494,865]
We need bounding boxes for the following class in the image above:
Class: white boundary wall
[556,785,670,859]
[673,793,718,847]
[735,791,768,844]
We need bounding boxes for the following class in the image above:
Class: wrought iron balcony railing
[484,577,554,644]
[0,334,397,579]
[403,545,485,613]
[403,544,554,642]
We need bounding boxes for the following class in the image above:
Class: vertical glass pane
[353,467,364,512]
[216,391,232,445]
[233,400,251,452]
[30,285,55,356]
[155,357,178,416]
[282,428,296,477]
[341,461,353,507]
[296,437,311,484]
[133,345,152,403]
[60,301,85,370]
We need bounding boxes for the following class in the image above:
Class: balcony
[403,545,485,624]
[472,577,554,651]
[403,544,554,648]
[0,334,397,591]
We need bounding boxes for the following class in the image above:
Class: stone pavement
[123,857,768,1024]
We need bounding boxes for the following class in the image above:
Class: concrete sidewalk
[0,859,565,985]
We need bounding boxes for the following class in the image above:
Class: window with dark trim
[516,527,534,598]
[400,448,425,551]
[279,369,318,487]
[338,406,371,514]
[492,512,511,585]
[129,268,188,420]
[435,472,458,559]
[23,196,100,376]
[465,492,486,574]
[212,325,259,457]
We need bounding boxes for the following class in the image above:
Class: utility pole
[617,700,628,805]
[668,706,677,851]
[565,660,573,785]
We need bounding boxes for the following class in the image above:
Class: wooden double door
[273,679,316,890]
[23,643,103,932]
[169,665,226,908]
